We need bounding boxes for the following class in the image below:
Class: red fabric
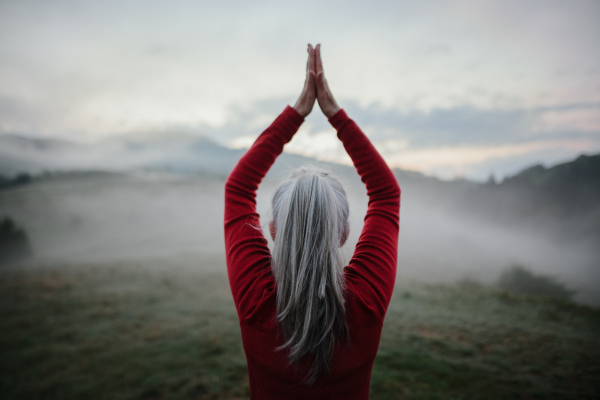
[224,106,400,399]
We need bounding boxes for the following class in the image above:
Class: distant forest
[395,154,600,243]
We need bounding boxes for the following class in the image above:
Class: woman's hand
[293,44,317,117]
[315,44,341,119]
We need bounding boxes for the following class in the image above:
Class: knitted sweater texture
[224,106,400,399]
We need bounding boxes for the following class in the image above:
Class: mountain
[502,154,600,215]
[0,134,86,174]
[2,132,599,242]
[409,154,600,243]
[0,132,355,180]
[0,132,243,177]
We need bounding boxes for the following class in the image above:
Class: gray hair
[271,165,349,384]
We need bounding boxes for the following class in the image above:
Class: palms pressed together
[293,44,341,118]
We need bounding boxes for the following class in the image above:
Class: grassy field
[1,257,599,399]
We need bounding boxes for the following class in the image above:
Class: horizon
[2,129,598,184]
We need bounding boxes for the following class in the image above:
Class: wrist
[328,108,349,130]
[293,104,310,117]
[325,105,341,119]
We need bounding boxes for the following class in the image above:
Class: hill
[455,154,600,243]
[1,134,599,304]
[0,132,349,180]
[1,259,598,399]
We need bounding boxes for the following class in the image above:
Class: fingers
[315,49,340,118]
[309,44,316,76]
[315,44,323,76]
[304,44,317,90]
[306,44,316,94]
[294,44,318,117]
[315,45,327,93]
[305,44,313,76]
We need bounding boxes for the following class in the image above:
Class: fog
[1,162,598,306]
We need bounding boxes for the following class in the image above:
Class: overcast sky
[1,0,599,180]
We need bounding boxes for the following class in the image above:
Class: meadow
[1,256,598,400]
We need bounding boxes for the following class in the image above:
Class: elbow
[386,175,401,201]
[224,174,240,202]
[391,179,401,199]
[383,169,401,199]
[367,177,401,206]
[224,169,241,193]
[224,174,234,191]
[224,177,234,198]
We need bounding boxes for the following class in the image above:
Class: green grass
[372,285,600,399]
[1,259,599,399]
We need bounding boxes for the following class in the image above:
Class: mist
[1,158,597,305]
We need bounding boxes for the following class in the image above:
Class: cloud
[1,0,599,179]
[382,138,600,179]
[0,95,66,137]
[347,100,600,178]
[201,96,600,180]
[255,99,600,178]
[344,100,600,147]
[200,97,297,144]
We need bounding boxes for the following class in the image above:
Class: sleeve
[224,105,305,318]
[329,109,401,320]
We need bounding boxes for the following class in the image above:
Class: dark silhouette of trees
[497,264,574,301]
[0,173,32,189]
[0,217,33,264]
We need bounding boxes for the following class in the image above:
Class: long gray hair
[270,165,349,384]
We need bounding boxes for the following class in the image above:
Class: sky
[1,0,599,180]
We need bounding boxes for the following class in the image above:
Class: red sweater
[224,106,400,399]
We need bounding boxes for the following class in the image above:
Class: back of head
[271,165,349,384]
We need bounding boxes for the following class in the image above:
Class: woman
[224,44,400,399]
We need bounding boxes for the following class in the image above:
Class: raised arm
[224,45,316,318]
[316,44,401,320]
[332,110,400,319]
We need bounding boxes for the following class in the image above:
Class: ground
[1,256,598,399]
